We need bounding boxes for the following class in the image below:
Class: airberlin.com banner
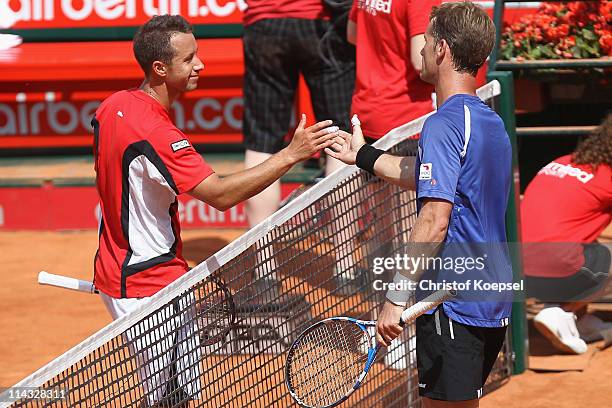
[0,93,244,146]
[1,0,537,30]
[2,0,246,29]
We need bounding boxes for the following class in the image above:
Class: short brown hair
[572,113,612,170]
[430,2,496,76]
[133,15,193,75]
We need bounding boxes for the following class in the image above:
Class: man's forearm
[373,154,416,190]
[400,213,448,282]
[385,199,451,306]
[190,149,296,211]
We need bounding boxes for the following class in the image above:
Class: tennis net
[2,80,512,408]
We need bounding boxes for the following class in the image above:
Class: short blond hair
[430,2,496,76]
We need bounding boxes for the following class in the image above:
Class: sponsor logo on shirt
[357,0,392,16]
[171,139,191,152]
[418,383,427,388]
[419,163,432,180]
[538,161,594,184]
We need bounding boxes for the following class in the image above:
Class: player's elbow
[410,35,425,73]
[422,213,448,239]
[411,56,423,73]
[430,217,449,240]
[188,175,235,211]
[213,200,234,212]
[420,200,451,240]
[204,193,234,212]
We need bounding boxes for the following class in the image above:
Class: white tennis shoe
[533,307,587,354]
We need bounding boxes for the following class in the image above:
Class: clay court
[1,226,611,407]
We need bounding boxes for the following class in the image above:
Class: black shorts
[416,306,507,401]
[526,242,611,302]
[242,18,355,153]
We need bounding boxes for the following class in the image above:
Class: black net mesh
[8,87,513,407]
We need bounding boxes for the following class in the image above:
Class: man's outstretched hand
[285,114,339,163]
[325,114,367,165]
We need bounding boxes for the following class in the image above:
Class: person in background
[522,113,612,354]
[347,0,440,140]
[241,0,355,294]
[338,0,441,289]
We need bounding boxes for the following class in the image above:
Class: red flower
[568,2,587,13]
[600,34,612,55]
[501,1,612,60]
[558,24,570,37]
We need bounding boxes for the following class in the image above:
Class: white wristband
[385,272,415,307]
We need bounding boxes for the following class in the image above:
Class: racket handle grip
[399,289,456,325]
[38,271,98,294]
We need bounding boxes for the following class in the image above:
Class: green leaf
[582,29,596,41]
[542,45,556,58]
[501,47,513,60]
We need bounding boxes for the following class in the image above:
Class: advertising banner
[0,90,244,147]
[1,1,538,30]
[0,182,301,230]
[2,0,247,29]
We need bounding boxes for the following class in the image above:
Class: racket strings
[288,320,370,407]
[195,277,234,345]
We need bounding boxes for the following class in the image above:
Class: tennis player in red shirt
[347,0,440,140]
[522,114,612,354]
[93,15,339,406]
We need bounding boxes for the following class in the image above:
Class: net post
[487,71,528,374]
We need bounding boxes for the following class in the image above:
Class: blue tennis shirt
[415,93,513,328]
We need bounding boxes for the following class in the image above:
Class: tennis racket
[285,288,456,408]
[38,271,99,294]
[195,275,236,346]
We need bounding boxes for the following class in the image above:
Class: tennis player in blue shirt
[326,2,512,407]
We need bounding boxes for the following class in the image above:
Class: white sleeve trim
[460,105,471,158]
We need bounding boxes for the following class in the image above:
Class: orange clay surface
[0,228,611,407]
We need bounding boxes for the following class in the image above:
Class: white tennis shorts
[100,292,202,406]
